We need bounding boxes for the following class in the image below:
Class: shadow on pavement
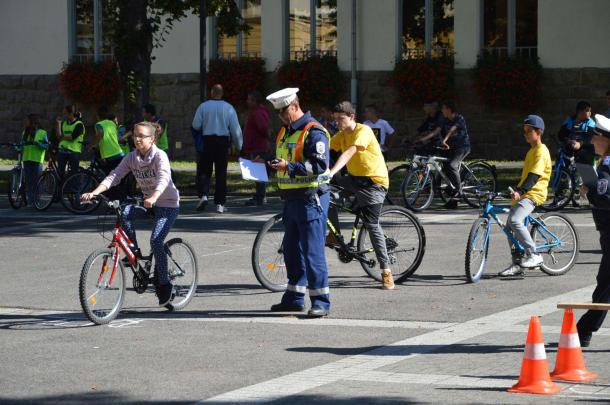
[287,343,524,356]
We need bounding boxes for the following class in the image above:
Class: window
[289,0,337,61]
[401,0,454,60]
[71,0,113,63]
[218,0,262,59]
[483,0,537,58]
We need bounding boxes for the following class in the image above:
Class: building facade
[1,0,609,159]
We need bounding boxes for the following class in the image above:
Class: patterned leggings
[121,205,180,285]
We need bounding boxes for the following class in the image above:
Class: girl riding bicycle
[82,121,180,306]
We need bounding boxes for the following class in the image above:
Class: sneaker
[520,253,544,268]
[156,283,174,306]
[216,204,225,213]
[498,264,525,277]
[196,195,208,211]
[382,269,395,290]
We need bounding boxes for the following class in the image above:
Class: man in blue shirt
[440,100,471,209]
[192,84,243,213]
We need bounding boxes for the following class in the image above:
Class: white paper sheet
[239,158,269,182]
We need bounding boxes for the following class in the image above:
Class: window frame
[481,0,537,59]
[217,0,262,60]
[399,0,455,60]
[68,0,114,63]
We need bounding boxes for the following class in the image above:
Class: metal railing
[217,51,262,60]
[482,47,538,59]
[71,53,114,63]
[290,49,337,61]
[401,47,454,60]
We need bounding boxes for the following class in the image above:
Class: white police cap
[266,88,299,110]
[595,114,610,135]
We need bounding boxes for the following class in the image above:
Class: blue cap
[524,115,545,131]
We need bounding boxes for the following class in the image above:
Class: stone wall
[1,68,609,161]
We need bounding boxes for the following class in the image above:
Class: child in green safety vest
[95,106,126,200]
[55,105,85,178]
[21,113,49,206]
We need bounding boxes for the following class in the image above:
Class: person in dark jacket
[577,114,610,347]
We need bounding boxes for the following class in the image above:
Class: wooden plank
[558,303,610,311]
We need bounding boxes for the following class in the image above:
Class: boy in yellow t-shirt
[327,101,394,290]
[499,115,552,277]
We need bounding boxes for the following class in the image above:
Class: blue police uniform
[277,112,331,311]
[577,155,610,336]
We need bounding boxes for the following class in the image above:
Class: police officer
[577,114,610,347]
[267,88,332,318]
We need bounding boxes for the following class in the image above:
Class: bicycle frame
[101,224,137,288]
[479,197,562,255]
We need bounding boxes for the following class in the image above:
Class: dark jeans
[565,144,596,165]
[198,135,230,205]
[23,161,42,205]
[577,230,610,333]
[101,155,127,201]
[443,147,470,196]
[57,150,81,178]
[246,151,270,202]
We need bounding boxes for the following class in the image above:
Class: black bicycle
[60,148,106,214]
[1,142,27,209]
[252,185,426,292]
[33,145,63,211]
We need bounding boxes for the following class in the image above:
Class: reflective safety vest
[275,121,331,190]
[96,119,124,159]
[156,119,169,151]
[118,125,131,155]
[22,129,47,164]
[60,120,85,153]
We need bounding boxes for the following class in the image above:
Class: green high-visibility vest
[59,120,85,153]
[22,129,48,164]
[96,119,124,159]
[156,120,169,151]
[275,121,331,190]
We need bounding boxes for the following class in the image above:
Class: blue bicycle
[540,148,585,211]
[465,192,579,283]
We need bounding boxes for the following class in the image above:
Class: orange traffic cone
[508,316,561,395]
[551,309,597,382]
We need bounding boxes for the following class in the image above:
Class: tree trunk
[115,0,153,124]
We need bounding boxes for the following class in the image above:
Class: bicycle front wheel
[61,171,101,214]
[357,205,426,283]
[462,163,497,208]
[387,164,411,206]
[34,171,57,211]
[165,238,198,310]
[465,217,490,283]
[8,167,25,209]
[531,214,579,275]
[252,213,287,292]
[402,168,434,211]
[540,168,573,211]
[79,248,125,325]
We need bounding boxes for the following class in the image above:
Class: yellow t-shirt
[517,143,552,205]
[330,123,389,188]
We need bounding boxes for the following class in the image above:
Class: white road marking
[197,285,595,403]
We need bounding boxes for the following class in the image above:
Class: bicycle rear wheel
[357,205,426,283]
[465,217,490,283]
[462,163,497,208]
[79,248,125,325]
[8,167,26,209]
[387,164,410,206]
[34,171,56,211]
[165,238,198,310]
[402,168,434,211]
[252,213,287,292]
[61,170,101,214]
[531,214,579,275]
[540,168,573,211]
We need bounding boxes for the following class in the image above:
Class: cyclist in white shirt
[363,104,395,160]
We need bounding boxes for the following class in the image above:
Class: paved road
[0,196,608,404]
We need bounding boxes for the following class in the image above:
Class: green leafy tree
[88,0,249,121]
